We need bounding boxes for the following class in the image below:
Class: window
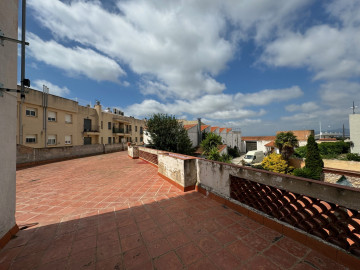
[47,135,56,145]
[140,137,143,142]
[101,121,103,129]
[48,111,57,122]
[65,114,72,123]
[108,137,112,144]
[101,137,103,144]
[135,137,138,142]
[26,108,37,117]
[65,135,72,145]
[140,127,143,134]
[113,137,115,144]
[135,126,138,132]
[25,135,36,143]
[108,122,111,130]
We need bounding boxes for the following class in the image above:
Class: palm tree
[275,132,299,160]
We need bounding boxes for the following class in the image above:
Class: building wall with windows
[0,0,18,242]
[17,87,145,148]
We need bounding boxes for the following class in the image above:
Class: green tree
[304,135,324,179]
[146,113,194,155]
[200,133,222,155]
[275,132,299,160]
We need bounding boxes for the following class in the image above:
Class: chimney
[197,118,202,146]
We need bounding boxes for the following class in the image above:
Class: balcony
[113,127,131,135]
[2,151,356,269]
[83,125,99,135]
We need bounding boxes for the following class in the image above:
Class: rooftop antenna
[350,101,358,114]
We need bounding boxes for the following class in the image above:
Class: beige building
[17,87,145,148]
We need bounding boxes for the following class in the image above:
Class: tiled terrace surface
[0,152,349,269]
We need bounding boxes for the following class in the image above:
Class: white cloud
[235,86,303,106]
[32,80,70,97]
[27,33,125,82]
[319,81,360,108]
[285,102,319,112]
[125,86,302,119]
[27,0,312,99]
[261,0,360,81]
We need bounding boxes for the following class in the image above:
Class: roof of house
[242,136,276,141]
[183,124,197,130]
[218,144,227,152]
[276,130,314,141]
[264,141,276,147]
[226,128,232,133]
[201,125,210,131]
[211,126,219,132]
[219,128,226,133]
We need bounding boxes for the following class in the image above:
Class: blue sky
[19,0,360,135]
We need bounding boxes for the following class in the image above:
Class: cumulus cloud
[261,0,360,81]
[32,80,70,97]
[285,102,319,112]
[27,33,125,82]
[125,86,302,119]
[28,0,312,99]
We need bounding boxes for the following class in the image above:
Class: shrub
[294,146,307,158]
[201,133,222,155]
[318,141,351,157]
[206,147,232,163]
[228,146,240,158]
[346,153,360,161]
[293,167,322,180]
[261,153,293,174]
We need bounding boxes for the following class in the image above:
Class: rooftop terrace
[0,151,354,269]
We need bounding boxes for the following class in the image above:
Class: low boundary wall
[17,143,127,168]
[128,145,360,268]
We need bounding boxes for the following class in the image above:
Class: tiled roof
[218,144,227,152]
[211,126,219,132]
[226,128,232,133]
[276,130,314,141]
[265,141,276,147]
[183,124,197,130]
[242,136,276,141]
[201,125,210,131]
[219,128,226,133]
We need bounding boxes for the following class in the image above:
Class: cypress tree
[304,135,324,180]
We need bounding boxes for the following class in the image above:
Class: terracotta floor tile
[303,251,348,270]
[146,237,172,258]
[96,241,121,261]
[121,233,143,252]
[226,240,257,263]
[256,226,283,243]
[36,258,68,270]
[141,227,164,244]
[242,255,281,270]
[176,242,204,266]
[123,245,150,269]
[213,228,238,245]
[8,251,43,270]
[95,255,122,270]
[167,231,191,249]
[188,257,219,270]
[242,232,272,252]
[195,235,222,255]
[263,245,298,269]
[210,248,241,270]
[276,236,310,258]
[154,251,183,270]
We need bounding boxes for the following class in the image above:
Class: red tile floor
[0,152,349,269]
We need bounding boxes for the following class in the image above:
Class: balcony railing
[113,127,131,134]
[83,126,99,132]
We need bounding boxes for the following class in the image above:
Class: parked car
[243,150,265,165]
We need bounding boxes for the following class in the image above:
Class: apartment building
[17,87,145,148]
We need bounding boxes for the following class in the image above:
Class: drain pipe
[19,0,27,145]
[197,118,202,146]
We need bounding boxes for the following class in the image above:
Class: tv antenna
[350,101,358,114]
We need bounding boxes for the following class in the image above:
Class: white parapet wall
[158,153,197,189]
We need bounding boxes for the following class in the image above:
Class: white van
[243,150,264,165]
